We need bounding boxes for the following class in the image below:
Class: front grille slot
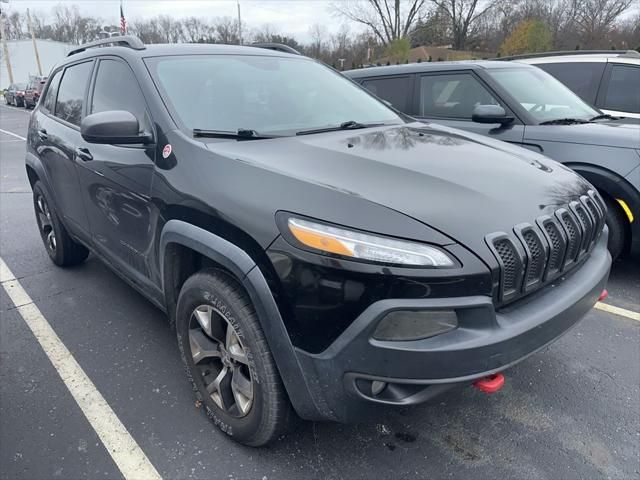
[539,218,567,278]
[557,209,581,268]
[571,201,594,252]
[488,235,524,302]
[515,224,547,292]
[583,195,603,244]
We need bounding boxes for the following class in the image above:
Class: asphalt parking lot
[0,103,638,480]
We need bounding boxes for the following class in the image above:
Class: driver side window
[419,73,499,119]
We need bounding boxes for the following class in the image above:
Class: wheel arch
[159,219,327,420]
[565,162,638,254]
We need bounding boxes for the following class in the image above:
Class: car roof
[344,60,533,78]
[61,39,301,68]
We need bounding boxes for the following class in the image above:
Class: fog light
[373,310,458,341]
[371,381,387,396]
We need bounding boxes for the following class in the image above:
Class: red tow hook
[473,373,505,394]
[598,289,608,302]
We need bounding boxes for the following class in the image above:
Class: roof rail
[68,35,145,57]
[250,42,301,55]
[496,49,640,61]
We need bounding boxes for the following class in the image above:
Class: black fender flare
[25,151,64,214]
[159,219,329,421]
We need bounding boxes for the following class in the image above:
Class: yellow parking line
[595,302,640,322]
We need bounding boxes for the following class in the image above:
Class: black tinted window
[361,76,412,112]
[43,72,61,112]
[55,61,93,126]
[603,65,640,114]
[419,73,499,119]
[537,62,605,105]
[91,59,148,131]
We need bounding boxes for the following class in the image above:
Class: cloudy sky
[4,0,356,42]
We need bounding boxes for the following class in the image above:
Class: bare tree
[331,24,352,56]
[309,23,329,57]
[4,12,26,40]
[183,17,215,43]
[333,0,427,45]
[214,17,240,44]
[571,0,633,48]
[429,0,496,49]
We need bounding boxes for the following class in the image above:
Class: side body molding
[159,219,329,420]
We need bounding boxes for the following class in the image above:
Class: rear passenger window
[419,73,500,119]
[43,72,61,113]
[361,76,412,112]
[537,62,605,105]
[54,61,93,126]
[602,65,640,114]
[91,59,149,131]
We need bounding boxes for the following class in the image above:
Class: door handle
[37,129,47,140]
[75,147,93,162]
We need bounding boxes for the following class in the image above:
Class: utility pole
[237,0,242,45]
[26,8,42,76]
[0,4,14,85]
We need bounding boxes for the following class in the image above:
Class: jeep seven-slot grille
[487,190,605,305]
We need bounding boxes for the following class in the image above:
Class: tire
[603,196,626,261]
[176,269,294,446]
[32,181,89,267]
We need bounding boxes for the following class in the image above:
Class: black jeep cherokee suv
[26,37,611,446]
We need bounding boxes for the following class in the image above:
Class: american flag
[120,1,127,35]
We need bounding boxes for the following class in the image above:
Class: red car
[24,76,47,109]
[3,83,26,106]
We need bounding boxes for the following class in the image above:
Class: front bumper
[294,234,611,422]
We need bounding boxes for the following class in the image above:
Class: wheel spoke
[193,305,213,337]
[36,197,52,229]
[231,366,253,414]
[47,231,57,251]
[225,325,248,365]
[206,366,233,411]
[189,329,222,364]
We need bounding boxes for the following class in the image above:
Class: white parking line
[0,258,162,480]
[0,104,29,114]
[595,302,640,322]
[0,128,26,141]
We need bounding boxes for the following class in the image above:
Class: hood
[525,121,640,149]
[205,123,594,257]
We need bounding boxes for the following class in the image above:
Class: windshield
[14,83,27,90]
[486,67,599,123]
[145,55,404,135]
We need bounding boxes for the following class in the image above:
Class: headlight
[287,217,456,267]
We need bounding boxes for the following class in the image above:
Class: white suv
[511,50,640,119]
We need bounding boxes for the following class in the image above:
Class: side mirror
[472,105,514,125]
[81,110,151,144]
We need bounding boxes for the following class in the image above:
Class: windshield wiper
[539,118,591,125]
[295,121,385,136]
[589,113,619,121]
[193,128,280,140]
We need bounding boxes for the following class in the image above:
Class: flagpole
[237,0,242,45]
[26,8,42,76]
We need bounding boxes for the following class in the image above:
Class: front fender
[159,219,332,421]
